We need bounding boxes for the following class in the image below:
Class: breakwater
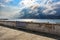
[0,20,60,36]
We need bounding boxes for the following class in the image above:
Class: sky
[0,0,60,19]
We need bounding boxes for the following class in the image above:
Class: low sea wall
[16,22,60,36]
[0,21,60,36]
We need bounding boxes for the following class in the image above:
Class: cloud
[42,1,60,15]
[0,16,8,19]
[17,0,60,19]
[0,0,21,19]
[1,0,13,3]
[30,4,40,10]
[19,0,38,7]
[5,0,13,2]
[0,0,14,7]
[0,0,13,8]
[0,0,60,19]
[0,3,6,7]
[53,2,60,8]
[0,5,20,19]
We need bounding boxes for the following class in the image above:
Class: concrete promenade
[0,26,60,40]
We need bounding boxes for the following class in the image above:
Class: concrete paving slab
[0,26,59,40]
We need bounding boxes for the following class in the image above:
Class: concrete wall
[16,22,60,35]
[25,23,60,35]
[0,21,60,36]
[0,21,16,27]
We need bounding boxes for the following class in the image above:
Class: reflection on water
[7,19,60,24]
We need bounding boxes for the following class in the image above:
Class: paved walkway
[0,26,59,40]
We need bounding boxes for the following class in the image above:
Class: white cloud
[42,5,55,15]
[0,3,5,7]
[43,1,60,15]
[0,0,21,19]
[53,2,60,9]
[0,6,20,19]
[17,0,60,16]
[0,16,8,19]
[0,0,14,7]
[30,4,40,10]
[4,0,13,3]
[19,0,38,7]
[50,11,56,15]
[0,0,60,18]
